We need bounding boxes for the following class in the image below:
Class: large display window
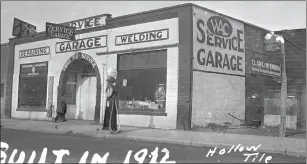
[17,62,48,111]
[117,50,167,112]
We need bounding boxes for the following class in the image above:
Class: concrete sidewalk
[1,118,306,157]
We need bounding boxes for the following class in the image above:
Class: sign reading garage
[194,10,245,76]
[55,35,107,53]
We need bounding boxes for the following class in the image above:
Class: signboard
[20,62,48,76]
[55,35,107,53]
[62,52,97,71]
[115,29,169,46]
[61,14,111,31]
[251,58,281,78]
[155,84,166,109]
[12,18,37,37]
[193,10,245,76]
[47,76,54,107]
[19,46,50,58]
[46,22,76,40]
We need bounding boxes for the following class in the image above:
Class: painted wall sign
[19,46,50,58]
[20,61,48,76]
[115,29,169,46]
[62,52,97,71]
[193,9,245,76]
[46,22,76,41]
[61,14,110,31]
[55,35,107,53]
[251,58,281,78]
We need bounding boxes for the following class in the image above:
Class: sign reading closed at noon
[193,9,245,76]
[115,29,169,46]
[55,35,107,53]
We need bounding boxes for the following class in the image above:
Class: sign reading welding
[194,10,245,76]
[115,29,169,46]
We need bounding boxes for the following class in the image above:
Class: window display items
[155,84,166,109]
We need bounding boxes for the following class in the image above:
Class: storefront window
[18,62,48,110]
[117,50,167,110]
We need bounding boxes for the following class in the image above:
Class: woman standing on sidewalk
[54,97,67,122]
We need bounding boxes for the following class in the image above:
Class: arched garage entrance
[57,52,101,123]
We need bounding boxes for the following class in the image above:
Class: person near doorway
[54,97,67,122]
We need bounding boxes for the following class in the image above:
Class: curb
[2,124,305,157]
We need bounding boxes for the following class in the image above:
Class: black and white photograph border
[0,1,306,163]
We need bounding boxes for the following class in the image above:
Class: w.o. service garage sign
[193,9,245,76]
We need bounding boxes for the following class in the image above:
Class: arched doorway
[57,52,101,123]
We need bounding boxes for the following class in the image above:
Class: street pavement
[1,128,305,163]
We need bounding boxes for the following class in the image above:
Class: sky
[1,1,306,43]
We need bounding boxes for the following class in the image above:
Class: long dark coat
[57,98,67,114]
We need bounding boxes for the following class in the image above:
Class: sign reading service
[55,35,107,53]
[194,10,245,76]
[61,14,110,31]
[19,46,50,58]
[115,29,169,46]
[46,22,76,40]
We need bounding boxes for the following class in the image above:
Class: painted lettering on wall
[55,35,107,53]
[61,15,109,31]
[194,10,245,76]
[19,46,50,58]
[62,52,97,71]
[115,29,169,46]
[251,58,281,78]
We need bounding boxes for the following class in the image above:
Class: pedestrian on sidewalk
[54,97,67,122]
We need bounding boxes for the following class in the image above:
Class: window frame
[17,62,48,112]
[116,50,168,116]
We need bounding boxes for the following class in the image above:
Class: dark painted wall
[1,43,14,118]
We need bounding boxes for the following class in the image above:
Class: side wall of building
[1,44,10,115]
[191,6,246,127]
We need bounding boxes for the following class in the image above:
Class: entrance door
[79,76,97,120]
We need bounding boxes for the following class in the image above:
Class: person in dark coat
[54,97,67,122]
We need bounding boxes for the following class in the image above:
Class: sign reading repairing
[55,35,107,53]
[115,29,169,46]
[251,58,281,78]
[19,46,50,58]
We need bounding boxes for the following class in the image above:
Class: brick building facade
[3,3,306,130]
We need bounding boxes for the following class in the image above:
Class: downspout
[188,5,194,130]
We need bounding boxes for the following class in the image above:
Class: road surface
[0,128,305,163]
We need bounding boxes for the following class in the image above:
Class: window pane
[18,76,47,107]
[118,49,167,70]
[118,68,167,110]
[1,84,4,98]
